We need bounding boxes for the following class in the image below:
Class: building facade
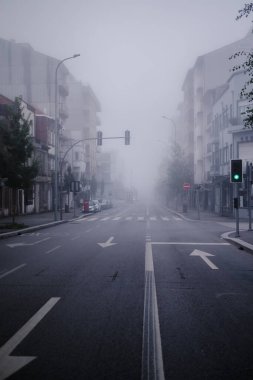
[180,31,253,215]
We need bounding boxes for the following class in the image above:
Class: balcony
[229,117,240,126]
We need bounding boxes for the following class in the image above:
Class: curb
[221,231,253,254]
[0,213,90,240]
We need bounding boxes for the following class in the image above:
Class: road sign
[183,183,191,190]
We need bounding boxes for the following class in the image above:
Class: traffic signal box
[97,131,103,146]
[125,130,130,145]
[230,159,242,183]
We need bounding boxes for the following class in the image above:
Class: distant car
[99,199,109,210]
[99,199,113,210]
[93,200,101,212]
[82,200,95,213]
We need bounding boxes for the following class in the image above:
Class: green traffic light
[233,174,240,180]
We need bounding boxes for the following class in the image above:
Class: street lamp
[162,115,177,144]
[54,54,80,221]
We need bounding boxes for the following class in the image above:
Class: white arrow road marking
[97,236,117,248]
[0,297,60,380]
[0,264,27,280]
[142,237,165,380]
[190,249,219,270]
[6,237,51,248]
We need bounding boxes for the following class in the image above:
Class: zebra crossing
[77,215,184,223]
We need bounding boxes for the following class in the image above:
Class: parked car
[82,200,95,213]
[93,200,101,212]
[99,199,109,210]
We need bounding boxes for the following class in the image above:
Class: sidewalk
[169,207,253,254]
[0,209,85,239]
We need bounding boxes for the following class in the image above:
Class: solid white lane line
[0,264,27,280]
[142,238,165,380]
[0,297,60,380]
[45,245,61,254]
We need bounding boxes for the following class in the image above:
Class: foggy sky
[0,0,252,194]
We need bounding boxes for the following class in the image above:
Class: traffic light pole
[235,183,240,237]
[58,133,130,220]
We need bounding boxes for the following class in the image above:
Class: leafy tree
[230,3,253,128]
[64,165,75,209]
[0,97,38,221]
[156,143,193,207]
[167,144,193,197]
[100,179,105,197]
[90,175,97,199]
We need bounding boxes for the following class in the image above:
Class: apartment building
[0,38,70,124]
[64,76,101,200]
[181,30,253,215]
[0,37,102,210]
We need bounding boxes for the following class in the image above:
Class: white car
[93,200,101,212]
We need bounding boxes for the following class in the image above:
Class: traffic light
[97,131,103,146]
[125,130,130,145]
[230,159,242,183]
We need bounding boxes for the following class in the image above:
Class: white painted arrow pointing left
[190,249,219,270]
[6,238,50,248]
[98,236,117,248]
[0,297,60,380]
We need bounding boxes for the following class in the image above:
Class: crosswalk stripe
[79,215,184,222]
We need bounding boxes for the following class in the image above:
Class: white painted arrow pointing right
[190,249,219,270]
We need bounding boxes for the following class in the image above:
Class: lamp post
[162,115,177,144]
[54,54,80,221]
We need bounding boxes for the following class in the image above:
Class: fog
[0,0,251,198]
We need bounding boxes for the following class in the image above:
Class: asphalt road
[0,201,253,380]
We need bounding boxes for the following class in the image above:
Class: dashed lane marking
[0,264,27,280]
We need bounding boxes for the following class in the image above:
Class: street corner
[221,230,253,254]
